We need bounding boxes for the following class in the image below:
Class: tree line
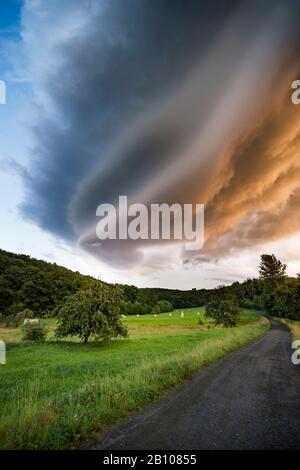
[1,248,299,341]
[0,249,210,321]
[213,254,299,320]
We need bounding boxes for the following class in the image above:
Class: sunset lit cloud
[1,0,300,287]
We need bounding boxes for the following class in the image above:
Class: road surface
[91,318,300,449]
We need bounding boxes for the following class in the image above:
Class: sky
[1,0,300,289]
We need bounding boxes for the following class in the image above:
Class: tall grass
[0,309,268,449]
[278,318,300,340]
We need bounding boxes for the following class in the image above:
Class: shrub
[205,297,240,327]
[15,308,34,325]
[22,322,47,342]
[22,308,34,319]
[156,300,173,313]
[151,305,161,315]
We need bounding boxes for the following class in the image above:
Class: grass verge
[0,309,268,449]
[278,318,300,340]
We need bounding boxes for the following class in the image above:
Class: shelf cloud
[17,0,300,270]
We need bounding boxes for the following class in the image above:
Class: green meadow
[0,307,268,449]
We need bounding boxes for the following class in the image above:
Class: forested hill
[0,248,210,317]
[0,249,101,317]
[2,248,299,320]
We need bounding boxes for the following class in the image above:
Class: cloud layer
[16,0,300,271]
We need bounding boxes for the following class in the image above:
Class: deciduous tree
[55,285,127,343]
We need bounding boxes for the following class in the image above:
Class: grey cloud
[0,157,29,179]
[18,0,300,269]
[20,0,237,238]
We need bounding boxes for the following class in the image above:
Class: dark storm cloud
[19,0,300,269]
[20,0,238,238]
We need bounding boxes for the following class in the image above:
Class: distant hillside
[0,249,101,317]
[0,249,210,317]
[125,286,211,310]
[2,247,298,322]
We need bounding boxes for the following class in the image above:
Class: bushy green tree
[151,305,161,315]
[205,296,240,327]
[55,285,127,343]
[272,278,300,319]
